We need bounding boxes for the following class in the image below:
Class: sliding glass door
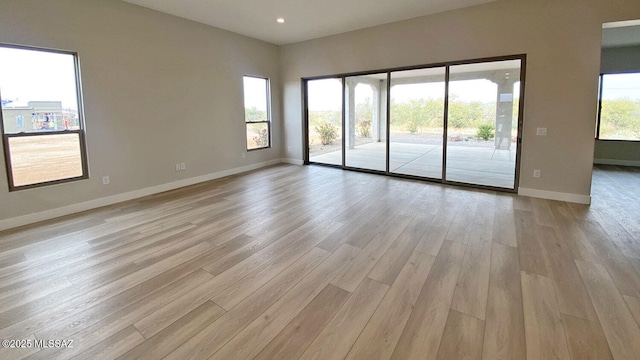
[446,60,521,188]
[305,55,524,192]
[344,73,388,171]
[307,78,343,166]
[389,67,446,179]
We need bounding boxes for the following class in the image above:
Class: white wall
[0,0,282,224]
[280,0,640,201]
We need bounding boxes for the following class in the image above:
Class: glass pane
[246,122,269,150]
[345,73,387,171]
[243,76,269,122]
[446,60,521,189]
[0,47,80,134]
[390,67,445,178]
[599,73,640,141]
[8,133,83,187]
[307,78,343,166]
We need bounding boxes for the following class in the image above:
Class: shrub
[252,128,269,148]
[358,120,371,138]
[476,124,495,141]
[315,123,338,145]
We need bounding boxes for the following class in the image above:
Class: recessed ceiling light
[277,18,285,23]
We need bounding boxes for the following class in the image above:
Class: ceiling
[121,0,497,45]
[602,20,640,48]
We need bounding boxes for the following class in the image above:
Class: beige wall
[594,141,640,163]
[596,45,640,164]
[281,0,640,198]
[0,0,281,221]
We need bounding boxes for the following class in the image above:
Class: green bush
[358,120,371,138]
[476,124,495,141]
[315,123,338,145]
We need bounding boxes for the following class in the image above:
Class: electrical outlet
[180,163,186,170]
[533,169,541,178]
[175,164,181,171]
[536,127,547,136]
[287,146,291,152]
[102,176,110,185]
[241,152,246,159]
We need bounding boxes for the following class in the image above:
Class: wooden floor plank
[436,309,485,360]
[391,241,467,360]
[414,192,461,255]
[548,201,601,263]
[210,221,343,310]
[367,214,433,285]
[331,215,412,292]
[623,295,640,328]
[345,251,435,360]
[561,314,613,360]
[163,247,331,359]
[521,271,571,360]
[123,301,226,360]
[482,243,526,360]
[253,284,350,360]
[208,244,360,360]
[514,209,549,276]
[493,203,518,247]
[299,278,389,360]
[536,225,598,321]
[580,219,640,298]
[531,197,559,228]
[70,326,145,360]
[451,232,492,321]
[576,260,640,360]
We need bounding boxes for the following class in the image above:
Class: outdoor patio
[310,141,517,188]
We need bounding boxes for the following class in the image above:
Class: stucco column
[494,76,516,150]
[346,78,356,149]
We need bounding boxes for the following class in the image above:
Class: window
[0,45,88,190]
[597,72,640,141]
[243,76,270,150]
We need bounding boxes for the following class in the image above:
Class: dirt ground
[8,134,83,187]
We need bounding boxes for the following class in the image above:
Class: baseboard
[594,158,640,167]
[0,158,284,231]
[280,158,304,165]
[518,187,591,205]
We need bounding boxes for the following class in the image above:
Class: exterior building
[2,101,78,133]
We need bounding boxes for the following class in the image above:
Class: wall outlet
[175,163,181,171]
[533,169,541,178]
[180,163,186,170]
[287,146,291,152]
[241,152,246,159]
[102,176,110,185]
[536,127,547,136]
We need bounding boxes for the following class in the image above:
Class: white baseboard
[280,158,304,165]
[0,158,284,231]
[518,187,591,205]
[594,158,640,167]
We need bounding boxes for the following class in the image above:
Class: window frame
[243,75,271,151]
[0,43,89,191]
[596,71,640,142]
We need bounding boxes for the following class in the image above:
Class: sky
[307,77,522,111]
[602,73,640,101]
[0,47,79,110]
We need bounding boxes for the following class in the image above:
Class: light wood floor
[0,164,639,359]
